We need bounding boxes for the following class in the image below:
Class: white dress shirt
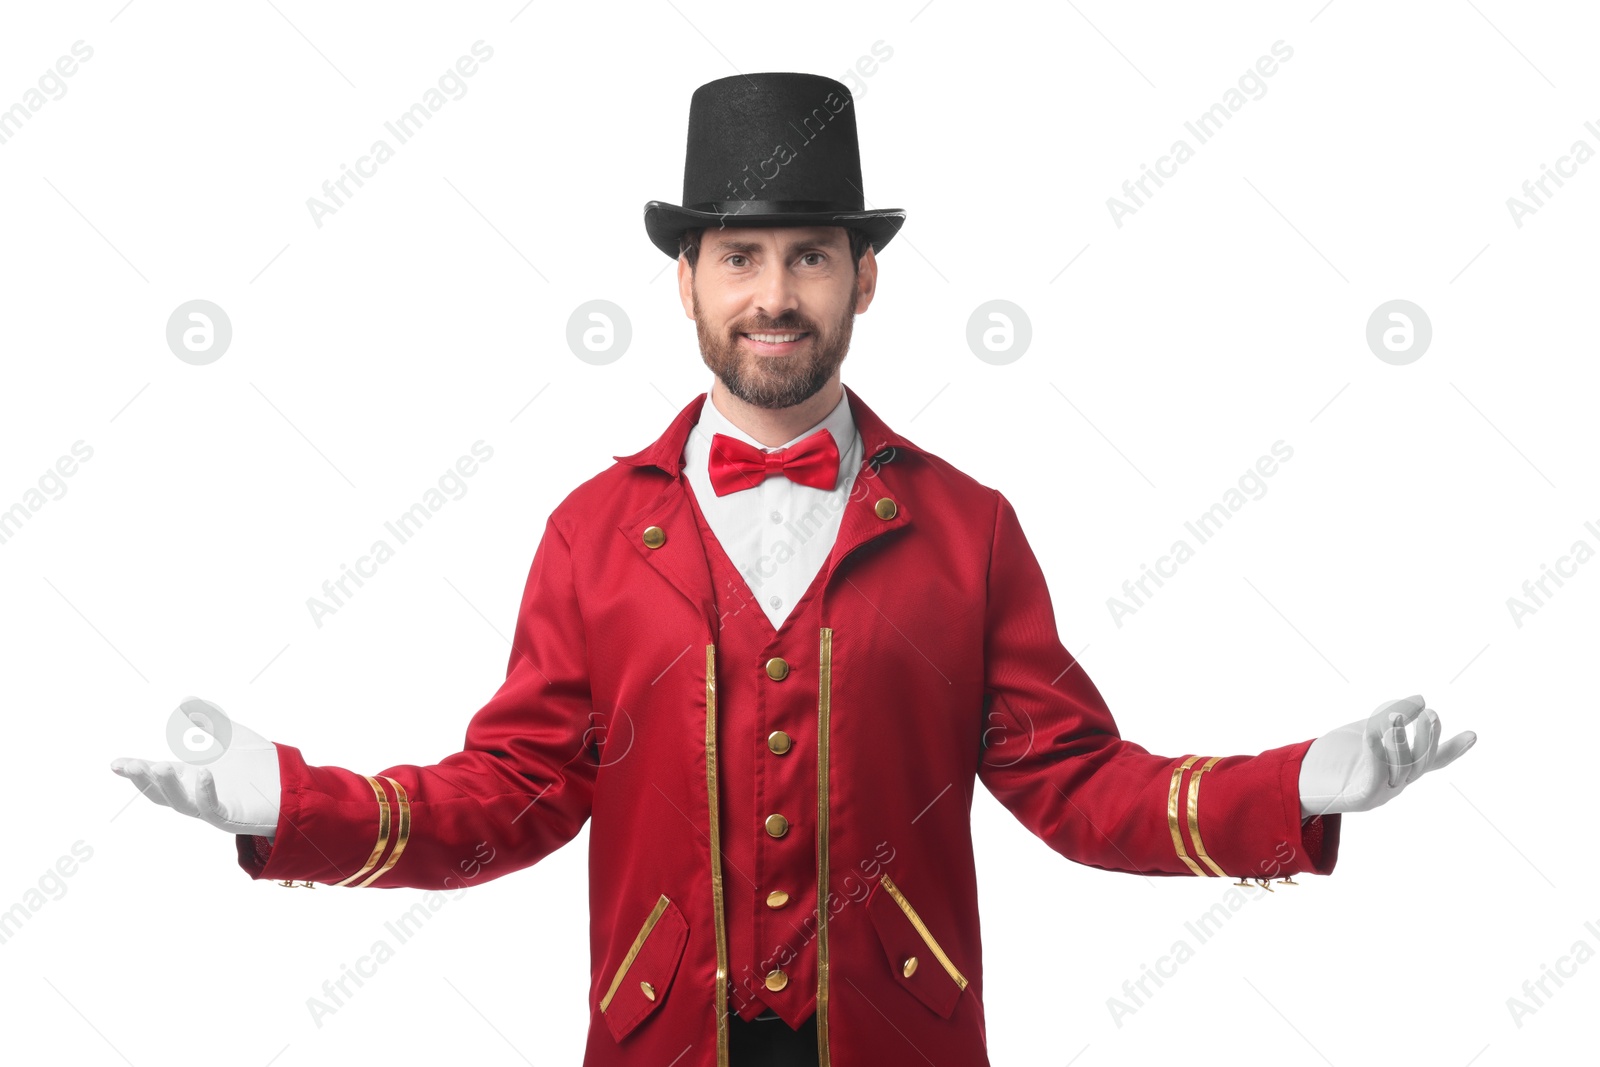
[682,381,863,631]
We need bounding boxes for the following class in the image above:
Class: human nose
[753,263,799,320]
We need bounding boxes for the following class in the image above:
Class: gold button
[765,968,788,991]
[767,730,792,755]
[902,956,918,978]
[874,497,897,520]
[640,980,656,1001]
[642,525,666,549]
[765,657,789,681]
[766,889,790,908]
[764,813,789,838]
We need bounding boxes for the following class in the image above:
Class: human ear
[853,245,878,313]
[677,253,695,320]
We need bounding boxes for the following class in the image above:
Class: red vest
[684,472,830,1027]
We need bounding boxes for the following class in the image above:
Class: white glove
[1298,694,1476,817]
[110,697,283,839]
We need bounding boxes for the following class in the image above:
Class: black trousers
[728,1009,819,1066]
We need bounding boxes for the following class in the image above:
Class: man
[111,73,1475,1067]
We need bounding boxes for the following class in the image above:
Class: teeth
[745,332,804,343]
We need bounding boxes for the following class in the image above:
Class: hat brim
[643,201,905,260]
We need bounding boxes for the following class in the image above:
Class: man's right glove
[111,696,282,839]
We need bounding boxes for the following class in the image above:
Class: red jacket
[240,384,1338,1066]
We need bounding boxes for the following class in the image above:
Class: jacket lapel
[618,479,719,636]
[613,392,717,633]
[822,385,918,582]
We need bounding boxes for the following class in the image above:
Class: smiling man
[680,223,874,457]
[112,73,1474,1067]
[685,224,869,399]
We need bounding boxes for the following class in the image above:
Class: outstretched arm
[975,490,1472,881]
[110,513,598,890]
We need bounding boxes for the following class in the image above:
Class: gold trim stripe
[705,644,729,1067]
[1166,756,1207,876]
[1187,756,1227,877]
[356,777,411,887]
[332,775,391,886]
[600,894,671,1013]
[816,627,833,1066]
[879,874,968,990]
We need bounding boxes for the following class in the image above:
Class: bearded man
[112,72,1475,1067]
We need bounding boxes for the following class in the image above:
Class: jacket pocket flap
[866,874,968,1019]
[601,894,690,1042]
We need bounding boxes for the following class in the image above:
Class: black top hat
[643,72,906,259]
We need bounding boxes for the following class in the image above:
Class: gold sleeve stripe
[332,775,392,887]
[1166,756,1207,876]
[356,777,412,888]
[1187,756,1228,877]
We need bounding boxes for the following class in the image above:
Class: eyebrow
[707,236,839,256]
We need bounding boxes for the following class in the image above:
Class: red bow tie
[708,428,840,497]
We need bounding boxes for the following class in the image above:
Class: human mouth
[739,331,810,354]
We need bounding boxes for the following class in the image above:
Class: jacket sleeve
[235,512,598,889]
[975,489,1339,879]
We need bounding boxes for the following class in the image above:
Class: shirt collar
[614,382,921,478]
[688,381,857,459]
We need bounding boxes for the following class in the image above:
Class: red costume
[239,385,1339,1065]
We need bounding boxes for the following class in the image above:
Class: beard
[692,284,854,410]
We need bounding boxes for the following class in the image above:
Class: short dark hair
[678,226,873,273]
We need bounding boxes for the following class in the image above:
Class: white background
[1,1,1594,1064]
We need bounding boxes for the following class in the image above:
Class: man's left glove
[1298,694,1476,817]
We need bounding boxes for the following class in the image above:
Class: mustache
[732,316,814,334]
